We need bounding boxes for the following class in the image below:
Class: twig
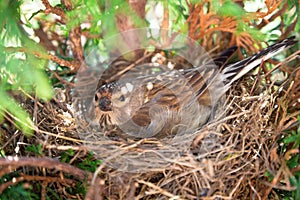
[136,179,181,199]
[250,58,264,95]
[49,69,76,87]
[264,50,300,78]
[44,144,87,151]
[49,54,81,71]
[5,46,79,70]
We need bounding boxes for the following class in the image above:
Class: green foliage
[0,1,22,39]
[276,116,300,199]
[0,90,33,134]
[213,0,266,41]
[264,0,299,41]
[46,187,62,200]
[264,171,273,182]
[25,144,43,156]
[76,152,101,173]
[66,0,102,31]
[168,0,189,32]
[65,181,86,198]
[0,0,53,135]
[0,176,39,200]
[60,149,75,163]
[283,131,300,150]
[236,22,265,41]
[215,0,246,18]
[282,117,300,199]
[61,150,102,173]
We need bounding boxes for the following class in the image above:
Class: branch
[0,156,92,181]
[69,27,86,71]
[5,47,81,71]
[41,0,66,21]
[48,54,82,71]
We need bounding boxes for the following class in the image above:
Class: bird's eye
[95,94,99,101]
[119,95,125,102]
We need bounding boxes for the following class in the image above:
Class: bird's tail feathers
[222,36,297,86]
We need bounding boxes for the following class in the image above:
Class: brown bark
[114,0,147,60]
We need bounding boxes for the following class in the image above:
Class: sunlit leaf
[0,89,34,135]
[217,0,246,18]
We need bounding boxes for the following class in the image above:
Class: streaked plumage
[94,37,297,139]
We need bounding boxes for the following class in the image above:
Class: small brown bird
[94,37,297,139]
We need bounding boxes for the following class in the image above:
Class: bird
[93,37,297,139]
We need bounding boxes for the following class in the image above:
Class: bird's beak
[99,96,112,112]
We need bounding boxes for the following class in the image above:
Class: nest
[68,45,299,198]
[1,47,299,199]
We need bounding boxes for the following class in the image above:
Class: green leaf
[216,0,246,19]
[26,144,43,156]
[0,1,53,135]
[0,89,34,135]
[76,152,102,172]
[0,0,22,41]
